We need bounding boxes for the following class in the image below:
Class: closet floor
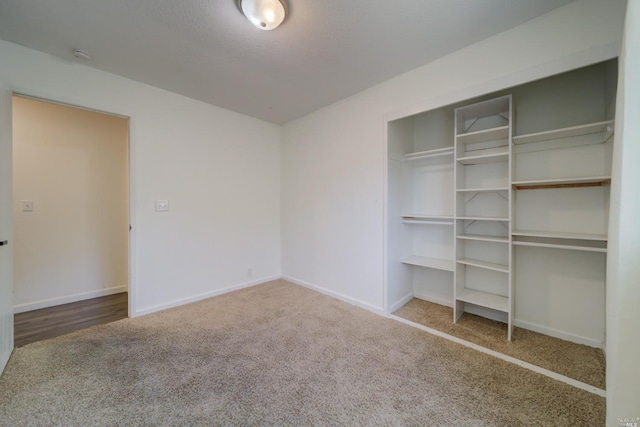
[394,298,605,389]
[14,292,128,348]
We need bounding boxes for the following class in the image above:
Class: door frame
[0,75,14,374]
[11,92,136,318]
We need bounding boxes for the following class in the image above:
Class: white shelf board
[404,147,454,162]
[457,152,508,165]
[401,256,455,272]
[402,214,454,225]
[457,234,509,243]
[457,216,510,222]
[512,230,607,241]
[457,258,509,273]
[403,221,453,225]
[456,187,510,193]
[512,241,607,253]
[456,126,509,145]
[512,175,611,188]
[402,214,454,220]
[456,289,509,312]
[512,120,614,145]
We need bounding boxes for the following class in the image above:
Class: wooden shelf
[512,230,607,241]
[512,176,611,190]
[402,214,454,225]
[457,258,509,273]
[456,289,509,312]
[457,234,509,243]
[457,151,509,165]
[456,126,509,145]
[404,147,454,162]
[401,256,455,272]
[512,120,614,145]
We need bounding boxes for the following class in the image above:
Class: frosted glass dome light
[237,0,287,30]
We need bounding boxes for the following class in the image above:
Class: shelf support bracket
[464,118,479,133]
[464,220,477,232]
[465,192,479,204]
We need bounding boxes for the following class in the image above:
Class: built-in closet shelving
[401,215,453,225]
[512,119,614,254]
[387,60,617,347]
[453,95,513,340]
[386,108,455,311]
[399,147,455,270]
[403,146,454,162]
[401,256,455,272]
[511,120,613,145]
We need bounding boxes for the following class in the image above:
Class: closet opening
[385,58,617,391]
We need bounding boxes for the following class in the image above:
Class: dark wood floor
[14,292,128,347]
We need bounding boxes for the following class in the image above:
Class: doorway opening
[11,95,130,347]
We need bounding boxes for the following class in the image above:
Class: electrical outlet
[247,267,253,277]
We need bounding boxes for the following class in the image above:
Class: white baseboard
[391,315,606,397]
[389,292,414,314]
[0,348,10,377]
[514,319,602,348]
[413,293,453,309]
[133,275,281,317]
[14,286,128,313]
[388,293,601,347]
[282,275,385,316]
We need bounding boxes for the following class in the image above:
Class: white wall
[0,40,282,316]
[12,97,129,312]
[607,0,640,421]
[281,0,626,313]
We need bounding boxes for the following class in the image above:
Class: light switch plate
[22,200,33,212]
[155,199,169,212]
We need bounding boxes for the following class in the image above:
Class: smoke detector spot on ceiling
[73,49,92,60]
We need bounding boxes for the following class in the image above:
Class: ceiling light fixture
[236,0,287,31]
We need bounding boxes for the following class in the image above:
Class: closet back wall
[12,96,128,313]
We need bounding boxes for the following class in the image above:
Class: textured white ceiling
[0,0,575,124]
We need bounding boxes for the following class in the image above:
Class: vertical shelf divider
[453,95,513,340]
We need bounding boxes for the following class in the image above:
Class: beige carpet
[0,280,604,426]
[394,298,606,390]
